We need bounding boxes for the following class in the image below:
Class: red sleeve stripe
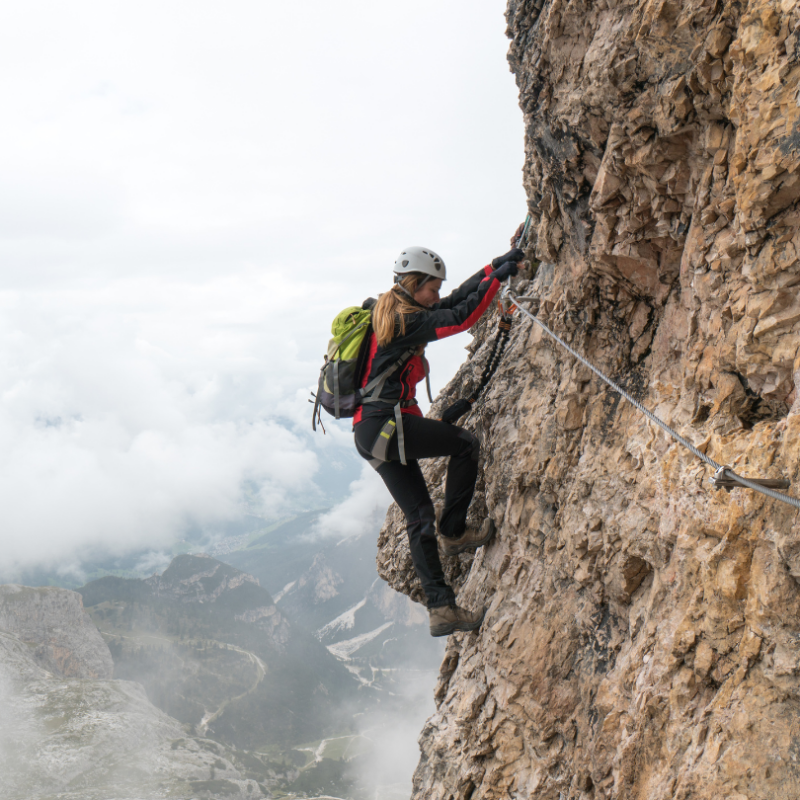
[435,265,499,339]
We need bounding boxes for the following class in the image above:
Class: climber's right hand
[491,247,524,269]
[441,399,472,425]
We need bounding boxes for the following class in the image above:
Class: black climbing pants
[354,414,480,609]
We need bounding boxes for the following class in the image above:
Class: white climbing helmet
[393,246,447,281]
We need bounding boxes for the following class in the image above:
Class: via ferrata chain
[440,310,515,424]
[468,312,514,404]
[474,214,533,399]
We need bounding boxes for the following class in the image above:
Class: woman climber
[353,244,525,637]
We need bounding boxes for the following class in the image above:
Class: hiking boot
[440,519,496,556]
[429,604,486,637]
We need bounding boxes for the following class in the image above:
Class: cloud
[0,281,331,576]
[0,160,126,241]
[310,463,392,542]
[347,666,441,797]
[0,411,320,576]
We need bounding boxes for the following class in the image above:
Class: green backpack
[311,304,416,431]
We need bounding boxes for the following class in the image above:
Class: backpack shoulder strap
[353,322,374,388]
[361,347,417,404]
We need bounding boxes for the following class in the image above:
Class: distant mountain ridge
[83,553,289,641]
[220,518,444,681]
[1,527,443,799]
[79,553,364,751]
[222,509,331,596]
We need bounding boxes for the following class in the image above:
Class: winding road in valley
[193,641,268,734]
[99,628,267,735]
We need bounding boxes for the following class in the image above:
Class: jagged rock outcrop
[377,1,800,798]
[0,584,113,679]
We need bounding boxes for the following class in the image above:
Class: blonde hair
[373,273,427,347]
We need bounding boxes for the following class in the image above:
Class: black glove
[488,261,519,282]
[491,248,524,268]
[441,399,472,425]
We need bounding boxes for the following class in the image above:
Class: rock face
[376,1,800,798]
[0,584,113,679]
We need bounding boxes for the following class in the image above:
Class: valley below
[0,513,444,800]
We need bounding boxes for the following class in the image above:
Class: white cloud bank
[0,282,323,575]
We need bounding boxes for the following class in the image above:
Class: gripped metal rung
[710,467,790,493]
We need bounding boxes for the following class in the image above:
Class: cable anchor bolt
[710,465,790,493]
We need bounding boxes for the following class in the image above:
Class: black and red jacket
[353,264,501,424]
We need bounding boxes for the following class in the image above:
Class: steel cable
[508,292,800,511]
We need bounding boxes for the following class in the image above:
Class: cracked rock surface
[376,1,800,798]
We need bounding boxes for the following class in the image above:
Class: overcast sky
[0,1,526,578]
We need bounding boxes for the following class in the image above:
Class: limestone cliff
[0,584,113,679]
[376,1,800,798]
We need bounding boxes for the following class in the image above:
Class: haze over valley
[1,515,445,800]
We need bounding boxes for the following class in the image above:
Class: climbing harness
[506,291,800,511]
[385,351,433,466]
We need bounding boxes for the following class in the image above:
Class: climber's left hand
[489,261,520,282]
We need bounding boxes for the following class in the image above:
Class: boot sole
[441,521,496,556]
[430,613,485,637]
